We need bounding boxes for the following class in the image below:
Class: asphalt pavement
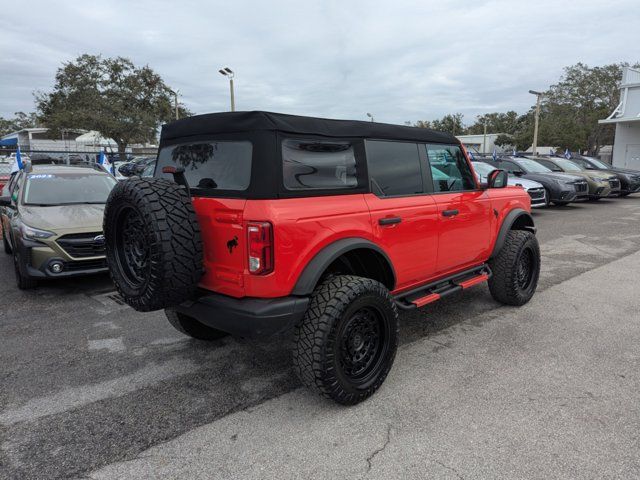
[1,196,640,479]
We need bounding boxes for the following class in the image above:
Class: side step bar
[394,264,492,311]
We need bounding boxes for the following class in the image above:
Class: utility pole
[529,90,543,156]
[483,121,487,154]
[366,112,374,122]
[219,67,236,112]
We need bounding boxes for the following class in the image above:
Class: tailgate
[192,197,247,297]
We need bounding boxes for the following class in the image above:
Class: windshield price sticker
[29,174,55,179]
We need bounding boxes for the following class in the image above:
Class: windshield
[471,162,494,178]
[555,159,583,172]
[518,159,552,173]
[583,157,610,169]
[23,173,116,205]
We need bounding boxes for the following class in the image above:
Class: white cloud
[1,0,638,126]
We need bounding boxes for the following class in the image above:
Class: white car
[472,161,547,208]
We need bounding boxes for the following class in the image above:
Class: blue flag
[11,146,24,173]
[564,148,571,159]
[492,147,497,162]
[468,151,475,161]
[98,150,105,165]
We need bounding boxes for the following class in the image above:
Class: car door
[364,140,439,291]
[425,144,493,274]
[2,172,22,249]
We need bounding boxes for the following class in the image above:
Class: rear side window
[366,140,423,196]
[282,139,358,190]
[157,141,252,191]
[425,144,476,192]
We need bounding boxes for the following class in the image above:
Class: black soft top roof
[161,111,458,144]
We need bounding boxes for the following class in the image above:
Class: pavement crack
[365,423,392,474]
[433,459,465,479]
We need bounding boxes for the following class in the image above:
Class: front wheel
[13,248,37,290]
[293,275,399,405]
[2,225,11,254]
[488,230,540,306]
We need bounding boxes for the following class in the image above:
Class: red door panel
[364,193,439,291]
[433,190,492,274]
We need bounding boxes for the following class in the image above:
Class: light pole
[529,90,543,156]
[167,89,179,120]
[219,67,235,112]
[366,112,374,122]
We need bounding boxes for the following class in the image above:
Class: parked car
[472,161,547,207]
[0,164,117,289]
[529,157,620,200]
[117,157,155,177]
[0,160,11,194]
[103,111,540,405]
[141,160,156,177]
[487,156,588,206]
[569,156,640,197]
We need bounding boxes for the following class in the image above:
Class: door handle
[379,217,402,226]
[442,209,459,217]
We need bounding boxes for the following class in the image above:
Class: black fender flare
[490,209,536,259]
[291,238,396,296]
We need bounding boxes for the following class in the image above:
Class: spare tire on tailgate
[103,177,203,312]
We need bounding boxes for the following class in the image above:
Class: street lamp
[366,112,374,122]
[529,89,544,156]
[219,67,235,112]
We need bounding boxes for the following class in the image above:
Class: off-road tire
[165,309,229,341]
[488,230,540,306]
[13,246,37,290]
[103,178,203,312]
[2,225,11,254]
[293,275,399,405]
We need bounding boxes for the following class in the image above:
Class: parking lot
[1,197,640,479]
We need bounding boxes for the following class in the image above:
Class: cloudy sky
[1,0,639,126]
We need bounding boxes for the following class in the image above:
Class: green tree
[466,111,520,136]
[541,62,640,154]
[415,113,466,135]
[0,111,39,137]
[36,54,191,160]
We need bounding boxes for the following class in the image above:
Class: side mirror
[512,171,523,177]
[0,196,11,207]
[488,169,508,189]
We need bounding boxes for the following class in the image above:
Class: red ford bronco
[104,111,540,405]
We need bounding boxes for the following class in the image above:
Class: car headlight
[20,223,55,240]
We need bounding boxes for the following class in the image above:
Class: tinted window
[157,141,252,191]
[366,141,423,196]
[282,139,357,190]
[426,144,476,192]
[23,173,116,205]
[499,161,524,174]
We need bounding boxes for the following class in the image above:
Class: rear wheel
[293,275,399,405]
[488,230,540,306]
[165,309,229,341]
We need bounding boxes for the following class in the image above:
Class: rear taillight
[247,222,273,275]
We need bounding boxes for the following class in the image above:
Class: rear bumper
[174,292,310,338]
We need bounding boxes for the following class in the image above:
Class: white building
[456,133,509,154]
[599,67,640,170]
